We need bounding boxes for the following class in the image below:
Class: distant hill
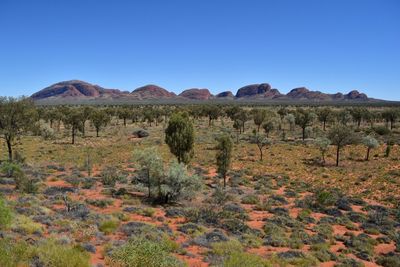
[31,80,127,100]
[31,80,386,103]
[179,88,212,100]
[130,85,176,99]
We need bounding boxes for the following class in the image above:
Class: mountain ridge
[30,80,385,102]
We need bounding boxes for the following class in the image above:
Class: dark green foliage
[90,109,110,137]
[0,97,38,161]
[0,196,12,229]
[165,112,194,164]
[100,166,120,187]
[216,134,233,187]
[295,108,316,140]
[107,237,184,267]
[328,124,356,166]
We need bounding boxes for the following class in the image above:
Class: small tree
[233,120,241,143]
[62,108,83,144]
[350,107,367,129]
[118,107,131,127]
[295,109,316,141]
[317,107,333,131]
[206,105,221,126]
[161,161,201,204]
[252,109,266,132]
[216,135,233,188]
[80,106,94,136]
[381,108,399,130]
[315,137,331,165]
[0,97,38,161]
[251,130,271,161]
[134,147,164,198]
[328,125,355,166]
[90,109,111,137]
[362,136,379,161]
[262,121,274,138]
[165,112,194,164]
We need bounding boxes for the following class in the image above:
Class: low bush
[0,238,32,267]
[241,194,260,205]
[0,196,12,229]
[107,237,185,267]
[100,166,120,187]
[34,239,90,267]
[99,220,119,235]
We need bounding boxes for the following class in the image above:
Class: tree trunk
[71,126,75,144]
[323,121,326,131]
[302,127,306,141]
[336,146,340,166]
[96,128,99,137]
[147,169,151,198]
[366,147,370,161]
[6,137,12,162]
[123,118,127,127]
[223,173,226,188]
[82,121,86,137]
[259,146,263,161]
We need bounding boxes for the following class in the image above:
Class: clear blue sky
[0,0,399,100]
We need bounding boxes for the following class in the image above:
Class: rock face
[283,88,369,101]
[286,87,331,100]
[31,80,122,100]
[131,85,176,99]
[179,88,212,100]
[216,91,234,98]
[345,90,368,100]
[235,83,282,98]
[236,83,271,97]
[31,80,377,102]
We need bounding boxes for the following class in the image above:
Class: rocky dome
[179,88,212,100]
[235,83,272,98]
[345,90,368,100]
[31,80,106,99]
[131,85,176,99]
[216,91,234,98]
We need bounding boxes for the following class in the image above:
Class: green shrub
[0,161,23,177]
[34,239,90,267]
[211,240,272,267]
[107,237,185,267]
[222,251,272,267]
[86,198,113,208]
[12,215,43,235]
[99,220,119,235]
[0,238,32,267]
[0,196,12,229]
[241,194,260,205]
[100,166,119,187]
[139,207,156,217]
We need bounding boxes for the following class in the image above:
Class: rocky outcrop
[345,90,368,100]
[31,80,377,102]
[179,88,212,100]
[236,83,272,98]
[131,85,176,99]
[286,87,331,100]
[31,80,113,99]
[216,91,234,98]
